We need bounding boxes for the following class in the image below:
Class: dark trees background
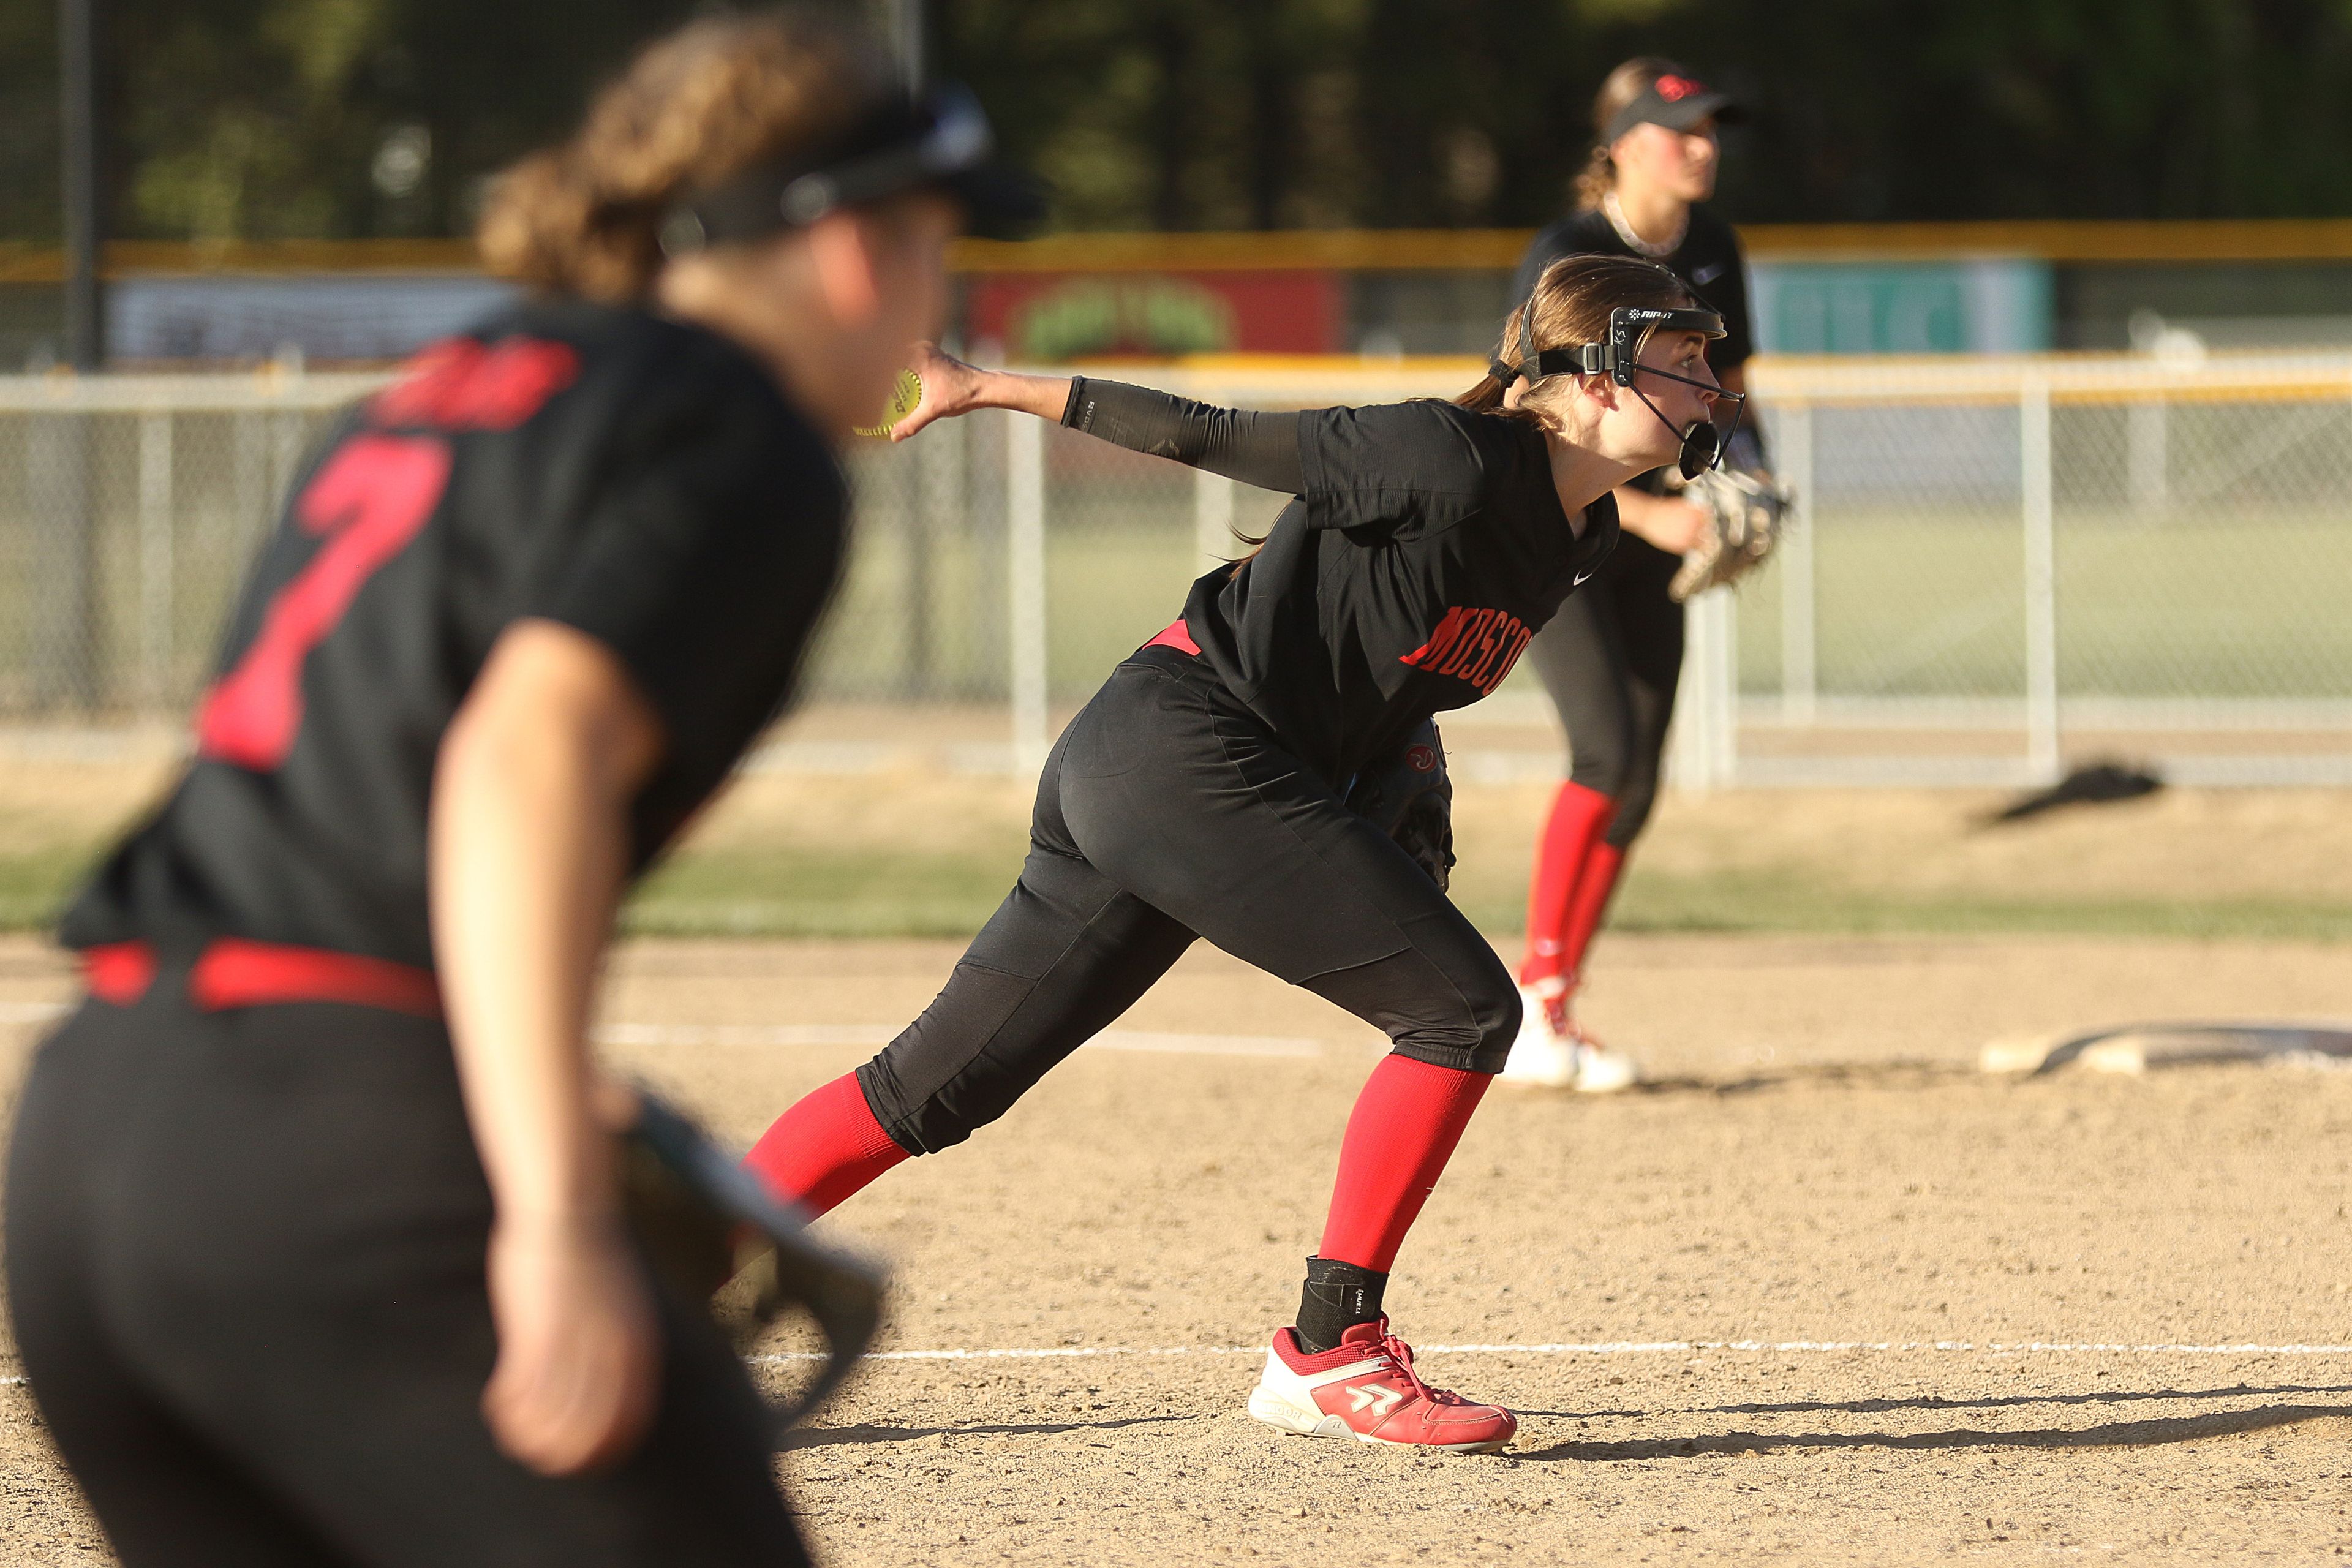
[7,0,2352,244]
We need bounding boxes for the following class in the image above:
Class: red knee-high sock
[1555,840,1627,986]
[1317,1056,1491,1273]
[1520,783,1616,987]
[744,1073,910,1217]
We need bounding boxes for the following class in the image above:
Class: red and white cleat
[1246,1316,1517,1453]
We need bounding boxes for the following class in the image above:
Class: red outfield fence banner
[961,271,1343,359]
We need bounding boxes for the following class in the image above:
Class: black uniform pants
[857,647,1521,1156]
[5,985,805,1568]
[1526,531,1684,849]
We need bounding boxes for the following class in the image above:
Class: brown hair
[1571,56,1684,212]
[1452,253,1695,423]
[478,10,898,303]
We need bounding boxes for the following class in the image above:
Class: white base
[1980,1022,2352,1076]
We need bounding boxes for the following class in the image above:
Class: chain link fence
[2,356,2349,785]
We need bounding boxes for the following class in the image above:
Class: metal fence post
[137,410,175,711]
[1007,412,1049,772]
[1777,402,1817,726]
[1713,587,1740,785]
[1669,587,1734,793]
[2127,394,2167,516]
[902,434,933,698]
[2021,375,2060,784]
[29,392,100,710]
[233,410,268,567]
[1194,467,1234,576]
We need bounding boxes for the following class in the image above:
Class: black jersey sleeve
[1294,401,1495,537]
[1061,378,1304,494]
[524,373,845,848]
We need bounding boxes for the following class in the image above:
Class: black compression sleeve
[1060,377,1305,494]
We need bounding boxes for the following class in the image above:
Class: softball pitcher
[745,252,1742,1452]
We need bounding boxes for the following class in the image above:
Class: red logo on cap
[1656,74,1705,101]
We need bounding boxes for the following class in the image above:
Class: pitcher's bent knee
[1437,965,1522,1075]
[854,962,1045,1156]
[1310,944,1522,1077]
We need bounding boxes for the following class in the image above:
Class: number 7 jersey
[61,300,846,970]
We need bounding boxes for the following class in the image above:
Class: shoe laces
[1376,1330,1469,1408]
[1529,973,1573,1033]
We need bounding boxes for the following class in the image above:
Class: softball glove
[620,1087,884,1443]
[1667,465,1793,603]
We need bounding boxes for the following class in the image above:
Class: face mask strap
[1624,364,1746,480]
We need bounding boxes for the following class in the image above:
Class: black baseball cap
[1601,69,1746,146]
[660,82,1044,254]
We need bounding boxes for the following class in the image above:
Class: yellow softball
[853,368,924,437]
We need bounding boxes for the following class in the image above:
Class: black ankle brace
[1294,1256,1389,1354]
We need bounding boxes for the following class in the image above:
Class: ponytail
[478,11,894,303]
[1570,144,1614,212]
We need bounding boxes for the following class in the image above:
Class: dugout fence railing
[1,354,2349,787]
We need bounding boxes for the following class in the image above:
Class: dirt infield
[4,930,2351,1564]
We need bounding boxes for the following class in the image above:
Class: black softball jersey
[1065,380,1618,785]
[59,300,846,970]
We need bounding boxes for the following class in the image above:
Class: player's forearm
[966,367,1074,422]
[430,623,657,1225]
[1614,485,1698,554]
[1060,377,1306,492]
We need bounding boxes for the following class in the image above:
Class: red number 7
[198,433,453,771]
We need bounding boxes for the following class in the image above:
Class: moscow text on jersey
[1182,399,1616,783]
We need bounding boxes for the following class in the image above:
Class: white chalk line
[750,1338,2352,1366]
[595,1023,1322,1059]
[10,1340,2345,1395]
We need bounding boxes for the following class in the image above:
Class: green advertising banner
[1749,260,2053,354]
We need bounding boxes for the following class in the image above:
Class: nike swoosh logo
[1692,263,1725,284]
[1574,570,1595,586]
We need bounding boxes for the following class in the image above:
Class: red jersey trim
[83,941,158,1006]
[190,939,442,1018]
[1144,617,1201,656]
[79,938,441,1019]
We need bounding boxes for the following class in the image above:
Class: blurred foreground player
[747,254,1743,1452]
[1504,58,1765,1091]
[4,14,1028,1564]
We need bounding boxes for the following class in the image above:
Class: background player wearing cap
[741,254,1730,1453]
[2,14,1029,1564]
[1501,57,1760,1092]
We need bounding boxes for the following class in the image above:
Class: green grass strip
[7,843,2348,946]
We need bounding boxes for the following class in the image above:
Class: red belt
[1143,617,1200,656]
[81,938,442,1019]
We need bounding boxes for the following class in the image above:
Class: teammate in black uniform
[1501,58,1758,1092]
[4,15,1030,1563]
[742,253,1736,1452]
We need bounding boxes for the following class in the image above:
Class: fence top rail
[0,370,390,413]
[9,350,2352,416]
[1058,351,2352,407]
